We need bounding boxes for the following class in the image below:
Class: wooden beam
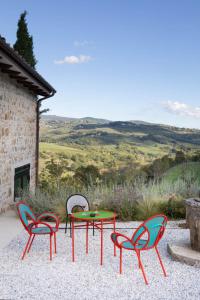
[0,62,12,69]
[0,50,51,95]
[1,69,20,76]
[11,75,27,81]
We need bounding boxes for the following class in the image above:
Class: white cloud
[162,101,200,118]
[54,55,93,65]
[74,40,94,47]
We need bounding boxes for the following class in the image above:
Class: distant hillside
[42,115,110,124]
[42,115,77,122]
[40,115,200,147]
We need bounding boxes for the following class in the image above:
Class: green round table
[71,210,116,265]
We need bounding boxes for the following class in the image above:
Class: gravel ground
[0,221,199,300]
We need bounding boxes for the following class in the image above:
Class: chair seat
[28,224,57,234]
[121,239,147,250]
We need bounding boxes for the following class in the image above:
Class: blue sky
[1,0,200,128]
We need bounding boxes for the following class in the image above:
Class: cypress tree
[13,11,37,69]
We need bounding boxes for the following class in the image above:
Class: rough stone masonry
[0,71,37,212]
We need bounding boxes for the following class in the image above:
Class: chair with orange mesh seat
[16,201,60,260]
[111,214,167,285]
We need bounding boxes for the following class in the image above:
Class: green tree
[40,158,67,190]
[175,150,185,164]
[74,165,101,186]
[144,155,173,179]
[14,11,37,68]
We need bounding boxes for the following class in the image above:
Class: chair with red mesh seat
[111,214,167,285]
[16,201,60,260]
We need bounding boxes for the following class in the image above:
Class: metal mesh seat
[17,201,59,260]
[65,194,94,236]
[111,214,168,285]
[67,194,89,215]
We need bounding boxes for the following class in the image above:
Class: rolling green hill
[39,115,200,173]
[40,115,200,147]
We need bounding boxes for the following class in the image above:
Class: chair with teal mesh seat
[111,214,167,285]
[17,201,60,260]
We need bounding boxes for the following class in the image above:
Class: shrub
[97,184,138,220]
[158,196,186,219]
[20,167,200,221]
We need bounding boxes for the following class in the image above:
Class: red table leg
[86,221,89,254]
[100,220,103,265]
[113,217,116,256]
[54,232,57,254]
[72,218,75,262]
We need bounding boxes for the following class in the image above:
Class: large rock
[167,243,200,266]
[185,198,200,251]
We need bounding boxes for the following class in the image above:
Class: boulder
[185,198,200,251]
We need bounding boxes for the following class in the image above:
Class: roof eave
[0,36,56,97]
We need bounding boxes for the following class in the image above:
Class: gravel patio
[0,221,200,300]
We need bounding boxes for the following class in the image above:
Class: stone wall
[0,71,37,212]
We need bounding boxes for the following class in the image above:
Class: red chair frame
[111,214,168,285]
[16,201,60,260]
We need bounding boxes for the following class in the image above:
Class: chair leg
[70,219,72,238]
[54,233,57,254]
[86,222,89,254]
[93,220,95,236]
[27,234,35,253]
[120,248,122,274]
[50,234,52,260]
[155,246,167,277]
[65,219,68,234]
[138,251,141,268]
[136,251,148,285]
[22,234,32,260]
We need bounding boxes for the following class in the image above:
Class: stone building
[0,36,56,212]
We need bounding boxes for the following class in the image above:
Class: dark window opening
[14,164,30,201]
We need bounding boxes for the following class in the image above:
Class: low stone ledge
[167,243,200,267]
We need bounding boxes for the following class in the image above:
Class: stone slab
[168,243,200,267]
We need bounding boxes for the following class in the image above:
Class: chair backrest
[66,194,89,215]
[16,201,36,231]
[131,214,167,250]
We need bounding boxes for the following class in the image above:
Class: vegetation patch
[25,116,200,222]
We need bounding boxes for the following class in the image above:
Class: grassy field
[163,161,200,183]
[39,141,170,173]
[40,142,85,154]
